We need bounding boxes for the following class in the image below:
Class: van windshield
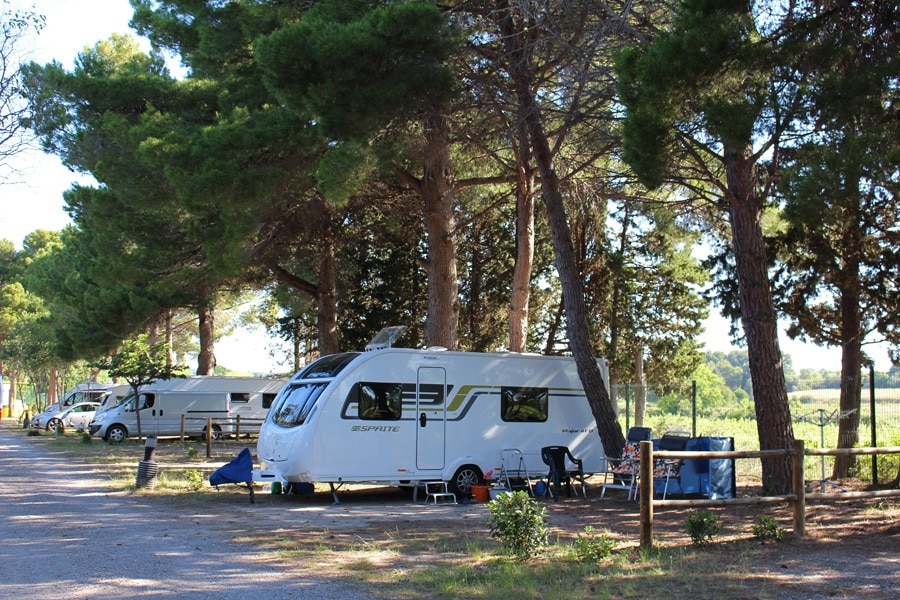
[271,382,327,427]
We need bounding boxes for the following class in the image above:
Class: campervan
[97,384,132,413]
[255,345,610,497]
[89,376,285,442]
[44,382,113,414]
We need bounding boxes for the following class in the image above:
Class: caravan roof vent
[365,325,408,351]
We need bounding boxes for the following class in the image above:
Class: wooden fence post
[180,414,186,442]
[639,440,654,550]
[206,417,212,458]
[792,439,805,538]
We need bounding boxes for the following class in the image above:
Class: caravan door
[416,367,446,470]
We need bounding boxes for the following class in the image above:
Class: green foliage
[186,446,199,460]
[486,491,548,560]
[572,526,617,562]
[184,469,204,492]
[684,509,722,547]
[750,515,786,542]
[80,429,93,444]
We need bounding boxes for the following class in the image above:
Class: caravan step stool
[422,480,457,504]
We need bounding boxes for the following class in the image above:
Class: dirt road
[0,426,376,600]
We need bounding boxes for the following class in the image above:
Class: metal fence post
[869,363,877,485]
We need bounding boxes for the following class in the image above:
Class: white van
[255,345,609,498]
[89,376,285,442]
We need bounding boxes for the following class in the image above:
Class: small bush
[27,429,41,437]
[573,526,617,562]
[185,469,205,491]
[685,509,722,547]
[751,515,786,542]
[187,446,199,460]
[486,490,548,560]
[80,429,93,444]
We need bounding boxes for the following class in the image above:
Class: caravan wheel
[449,465,483,496]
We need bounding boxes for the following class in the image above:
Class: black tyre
[106,424,127,443]
[449,464,483,497]
[203,424,223,441]
[46,418,63,432]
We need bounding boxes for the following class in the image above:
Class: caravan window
[272,383,327,427]
[358,383,402,421]
[501,387,548,422]
[262,393,277,409]
[230,393,250,403]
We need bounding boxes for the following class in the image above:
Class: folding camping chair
[209,447,256,503]
[599,426,652,500]
[653,430,690,499]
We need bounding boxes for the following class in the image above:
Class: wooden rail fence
[179,415,265,457]
[638,439,900,549]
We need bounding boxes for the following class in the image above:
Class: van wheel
[203,424,222,441]
[449,465,483,497]
[106,425,127,443]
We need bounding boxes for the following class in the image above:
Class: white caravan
[44,382,114,414]
[89,376,285,442]
[256,344,610,498]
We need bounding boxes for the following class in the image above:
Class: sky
[0,1,892,374]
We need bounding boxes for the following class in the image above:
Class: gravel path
[0,427,376,600]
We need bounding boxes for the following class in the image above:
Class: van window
[501,387,549,422]
[139,393,155,410]
[358,383,403,421]
[262,393,277,409]
[230,393,250,403]
[272,383,327,427]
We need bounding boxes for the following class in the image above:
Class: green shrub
[751,515,786,542]
[80,429,93,444]
[185,469,204,491]
[573,526,617,562]
[685,509,722,547]
[187,446,199,460]
[486,490,548,560]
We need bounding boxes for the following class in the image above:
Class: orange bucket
[470,485,490,502]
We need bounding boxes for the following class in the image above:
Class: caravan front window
[272,383,327,427]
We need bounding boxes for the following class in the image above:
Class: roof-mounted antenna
[365,325,408,351]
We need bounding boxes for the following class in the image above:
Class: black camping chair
[541,445,586,501]
[209,447,256,503]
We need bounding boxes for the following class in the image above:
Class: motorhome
[89,376,285,442]
[256,335,610,498]
[97,384,132,413]
[44,382,114,414]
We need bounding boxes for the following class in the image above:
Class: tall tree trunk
[724,143,794,494]
[421,110,460,350]
[497,0,624,458]
[196,288,216,375]
[47,368,59,407]
[833,190,864,478]
[315,195,340,355]
[509,126,536,353]
[165,310,175,366]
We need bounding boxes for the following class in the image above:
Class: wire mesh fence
[612,370,900,486]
